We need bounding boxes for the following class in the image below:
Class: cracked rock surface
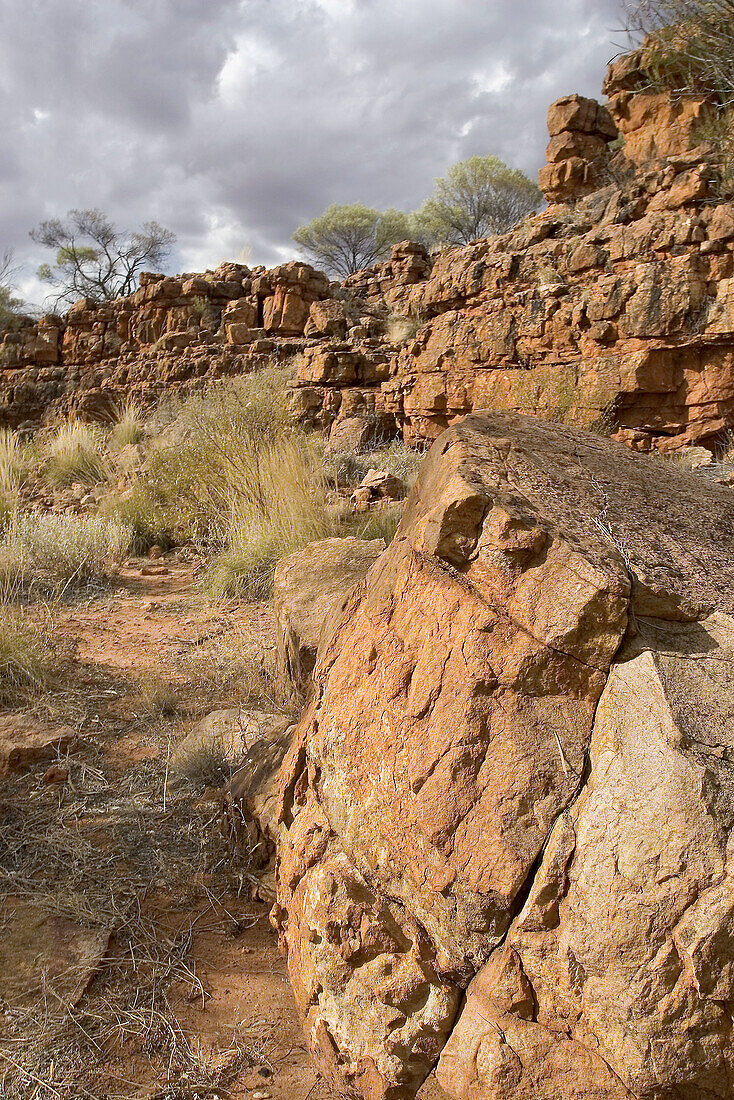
[273,414,734,1100]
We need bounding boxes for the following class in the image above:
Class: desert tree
[0,250,24,325]
[412,156,543,247]
[293,203,412,277]
[30,208,176,306]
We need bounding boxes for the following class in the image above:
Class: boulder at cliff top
[274,413,734,1100]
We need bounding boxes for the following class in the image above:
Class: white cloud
[0,0,625,306]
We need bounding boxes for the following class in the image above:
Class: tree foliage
[0,251,24,326]
[413,156,543,247]
[624,1,734,110]
[293,203,412,277]
[30,209,175,306]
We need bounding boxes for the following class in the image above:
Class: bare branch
[30,208,176,306]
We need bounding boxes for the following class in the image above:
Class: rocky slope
[3,46,733,454]
[272,413,734,1100]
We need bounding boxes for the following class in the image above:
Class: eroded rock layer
[3,48,734,455]
[273,413,734,1100]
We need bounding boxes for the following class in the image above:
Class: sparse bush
[0,610,58,706]
[43,421,109,488]
[0,513,133,598]
[624,2,734,112]
[321,437,423,491]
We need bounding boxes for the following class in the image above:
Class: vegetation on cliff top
[294,154,542,275]
[30,208,176,307]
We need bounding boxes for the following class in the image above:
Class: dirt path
[0,561,333,1100]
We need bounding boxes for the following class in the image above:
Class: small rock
[42,765,69,785]
[147,544,163,560]
[351,486,374,508]
[140,564,169,577]
[252,1091,272,1099]
[358,468,406,500]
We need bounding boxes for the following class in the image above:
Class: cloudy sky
[1,0,627,306]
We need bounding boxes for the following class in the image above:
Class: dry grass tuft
[136,673,182,717]
[108,399,144,452]
[172,737,234,788]
[0,428,26,498]
[204,434,341,600]
[42,420,109,488]
[0,609,59,706]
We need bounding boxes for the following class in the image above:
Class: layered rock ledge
[3,47,734,455]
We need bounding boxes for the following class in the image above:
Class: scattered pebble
[42,765,69,785]
[140,564,169,577]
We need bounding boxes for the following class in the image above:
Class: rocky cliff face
[0,260,334,426]
[291,48,733,454]
[273,413,734,1100]
[2,46,732,454]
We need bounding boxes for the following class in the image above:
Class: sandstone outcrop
[3,46,734,456]
[0,261,333,427]
[287,51,734,454]
[273,413,734,1100]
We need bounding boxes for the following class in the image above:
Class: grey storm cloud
[0,0,626,303]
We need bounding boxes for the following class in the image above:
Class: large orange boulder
[273,414,734,1100]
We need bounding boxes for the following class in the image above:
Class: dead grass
[0,513,133,599]
[0,427,26,498]
[204,434,342,600]
[135,673,182,718]
[321,437,423,491]
[108,399,144,452]
[385,311,423,343]
[0,731,263,1099]
[42,421,110,489]
[0,609,59,706]
[172,737,234,789]
[178,620,284,712]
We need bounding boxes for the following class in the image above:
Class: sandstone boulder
[172,707,287,774]
[225,714,296,873]
[325,416,374,456]
[274,414,734,1100]
[0,715,79,775]
[273,536,386,703]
